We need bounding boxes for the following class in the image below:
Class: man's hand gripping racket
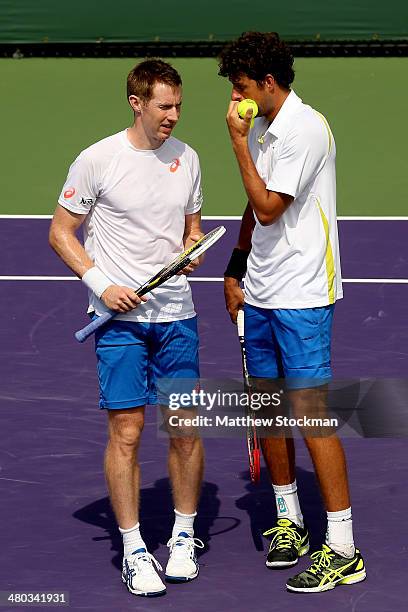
[75,225,226,343]
[237,309,261,483]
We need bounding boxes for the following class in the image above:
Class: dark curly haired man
[219,32,366,594]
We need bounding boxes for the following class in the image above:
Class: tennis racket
[237,308,261,483]
[75,225,226,343]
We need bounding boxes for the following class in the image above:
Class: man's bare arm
[49,205,146,313]
[49,205,93,277]
[236,202,255,250]
[223,203,255,323]
[226,101,293,225]
[178,211,204,275]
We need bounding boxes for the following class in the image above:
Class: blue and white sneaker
[122,548,166,597]
[165,532,204,582]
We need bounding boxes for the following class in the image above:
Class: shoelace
[128,551,163,575]
[263,524,302,551]
[166,536,204,559]
[308,547,335,576]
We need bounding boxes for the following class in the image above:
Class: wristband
[81,267,112,298]
[224,248,250,281]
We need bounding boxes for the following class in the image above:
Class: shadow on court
[236,466,326,552]
[73,478,225,572]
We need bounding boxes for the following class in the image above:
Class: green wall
[1,58,407,215]
[2,1,407,42]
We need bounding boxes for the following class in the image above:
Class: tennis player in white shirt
[50,59,205,597]
[220,32,366,594]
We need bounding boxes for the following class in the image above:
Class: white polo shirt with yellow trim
[245,90,343,309]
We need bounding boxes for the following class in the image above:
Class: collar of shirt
[258,90,303,144]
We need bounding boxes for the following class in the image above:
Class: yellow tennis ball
[237,99,259,128]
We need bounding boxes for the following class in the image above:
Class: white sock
[272,481,304,528]
[326,507,355,558]
[172,509,196,538]
[119,522,146,557]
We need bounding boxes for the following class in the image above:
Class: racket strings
[144,226,225,289]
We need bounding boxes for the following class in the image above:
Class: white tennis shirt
[58,129,203,322]
[245,90,343,309]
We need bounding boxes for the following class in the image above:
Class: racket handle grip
[237,308,245,337]
[74,311,115,343]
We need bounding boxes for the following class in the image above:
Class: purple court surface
[1,218,407,611]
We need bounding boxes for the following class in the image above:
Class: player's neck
[126,124,164,151]
[265,88,291,123]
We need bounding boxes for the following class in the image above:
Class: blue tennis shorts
[244,303,335,389]
[94,316,199,409]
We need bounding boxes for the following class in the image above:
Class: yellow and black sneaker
[286,544,366,593]
[263,518,310,568]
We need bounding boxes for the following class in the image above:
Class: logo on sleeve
[64,187,76,198]
[80,197,94,205]
[170,158,181,173]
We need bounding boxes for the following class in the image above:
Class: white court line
[0,217,406,283]
[343,278,408,284]
[1,276,407,284]
[1,215,408,221]
[192,278,408,284]
[0,276,80,281]
[0,215,53,219]
[204,216,408,221]
[190,276,408,285]
[338,216,408,221]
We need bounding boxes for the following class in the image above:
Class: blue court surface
[0,217,407,611]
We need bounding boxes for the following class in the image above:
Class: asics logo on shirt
[170,158,181,173]
[64,187,76,198]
